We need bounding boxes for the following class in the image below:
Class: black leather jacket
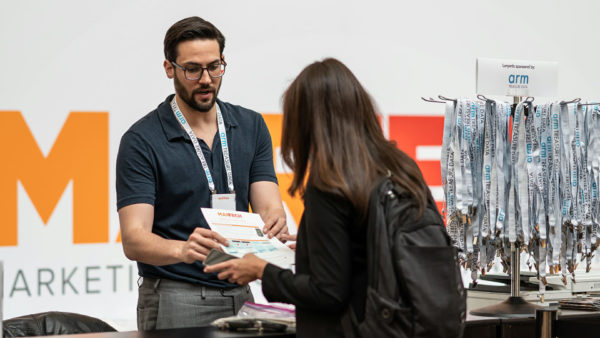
[3,311,116,337]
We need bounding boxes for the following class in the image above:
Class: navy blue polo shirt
[116,94,278,288]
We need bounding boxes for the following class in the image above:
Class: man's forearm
[122,228,185,266]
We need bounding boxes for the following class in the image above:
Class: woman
[204,58,433,337]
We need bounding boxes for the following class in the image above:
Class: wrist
[175,241,186,263]
[256,260,268,279]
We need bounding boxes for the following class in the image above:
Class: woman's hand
[281,234,297,251]
[203,253,268,285]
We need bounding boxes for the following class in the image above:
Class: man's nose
[198,69,212,85]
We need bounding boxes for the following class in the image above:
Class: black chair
[3,311,117,337]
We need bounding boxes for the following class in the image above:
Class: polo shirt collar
[159,95,238,142]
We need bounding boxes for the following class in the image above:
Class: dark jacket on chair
[3,311,116,337]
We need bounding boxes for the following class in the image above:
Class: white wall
[1,0,600,331]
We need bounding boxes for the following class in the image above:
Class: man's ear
[164,60,174,79]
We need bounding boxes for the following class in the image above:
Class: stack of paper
[559,297,600,311]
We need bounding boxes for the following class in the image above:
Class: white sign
[476,58,558,97]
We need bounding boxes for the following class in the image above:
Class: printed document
[201,208,295,268]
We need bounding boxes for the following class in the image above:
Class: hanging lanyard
[441,102,454,220]
[576,104,594,272]
[537,104,550,242]
[455,100,466,217]
[463,100,475,254]
[560,104,574,227]
[508,102,524,244]
[550,102,562,265]
[487,101,498,239]
[523,102,536,245]
[569,103,581,226]
[495,102,510,240]
[535,104,548,287]
[474,100,486,231]
[464,100,475,218]
[482,100,494,239]
[445,102,462,248]
[588,106,600,254]
[470,100,486,282]
[170,97,235,195]
[575,104,589,228]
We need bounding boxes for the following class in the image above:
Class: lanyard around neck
[170,97,235,194]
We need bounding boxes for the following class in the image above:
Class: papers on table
[201,208,295,269]
[559,297,600,311]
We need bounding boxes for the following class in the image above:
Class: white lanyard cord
[171,97,235,194]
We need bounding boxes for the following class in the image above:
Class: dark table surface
[14,308,600,338]
[49,326,295,338]
[464,307,600,338]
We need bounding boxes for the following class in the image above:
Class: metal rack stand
[470,243,542,317]
[470,96,542,318]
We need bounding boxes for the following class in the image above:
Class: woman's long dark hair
[281,58,432,218]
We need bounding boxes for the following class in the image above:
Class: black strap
[340,307,358,338]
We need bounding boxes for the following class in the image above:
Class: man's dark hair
[164,17,226,62]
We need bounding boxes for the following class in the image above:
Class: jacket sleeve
[261,186,354,312]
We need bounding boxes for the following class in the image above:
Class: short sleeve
[116,131,157,210]
[249,114,278,184]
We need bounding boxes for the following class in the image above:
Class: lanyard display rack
[469,96,541,318]
[423,94,600,318]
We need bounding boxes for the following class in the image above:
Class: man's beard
[174,75,221,113]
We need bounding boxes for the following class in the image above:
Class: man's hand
[249,181,288,240]
[180,227,229,263]
[203,253,267,285]
[262,210,288,240]
[119,204,229,266]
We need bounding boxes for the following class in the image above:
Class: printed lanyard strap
[454,100,466,215]
[482,100,494,238]
[441,102,455,217]
[171,97,235,194]
[560,104,574,224]
[495,102,510,240]
[550,102,562,264]
[588,106,600,241]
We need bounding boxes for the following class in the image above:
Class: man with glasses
[116,17,287,330]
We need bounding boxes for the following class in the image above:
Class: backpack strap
[342,177,394,338]
[365,177,401,298]
[340,307,358,338]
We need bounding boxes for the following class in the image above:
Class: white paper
[201,208,295,269]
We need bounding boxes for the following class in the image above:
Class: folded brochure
[201,208,295,269]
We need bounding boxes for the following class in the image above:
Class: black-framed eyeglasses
[171,60,227,80]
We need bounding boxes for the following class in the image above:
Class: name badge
[211,193,236,211]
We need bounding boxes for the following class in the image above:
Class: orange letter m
[0,111,108,246]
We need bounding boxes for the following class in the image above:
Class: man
[116,17,287,330]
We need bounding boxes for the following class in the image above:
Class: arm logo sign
[0,112,444,247]
[0,111,109,246]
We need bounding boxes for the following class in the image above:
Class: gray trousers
[137,277,253,330]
